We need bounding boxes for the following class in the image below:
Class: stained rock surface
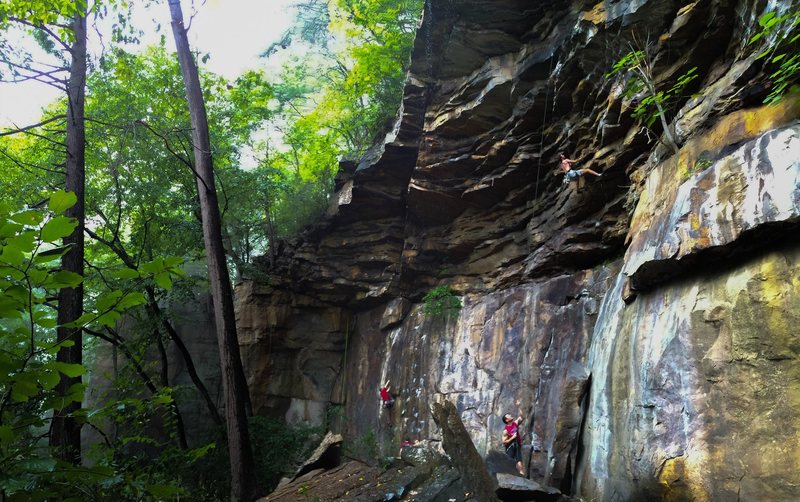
[242,0,800,500]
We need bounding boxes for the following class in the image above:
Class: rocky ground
[261,402,577,501]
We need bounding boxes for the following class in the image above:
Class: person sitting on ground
[379,380,394,409]
[502,407,525,476]
[559,153,602,183]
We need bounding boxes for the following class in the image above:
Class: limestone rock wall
[236,0,800,500]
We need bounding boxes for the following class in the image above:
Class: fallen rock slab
[496,473,562,501]
[432,399,500,501]
[292,432,343,480]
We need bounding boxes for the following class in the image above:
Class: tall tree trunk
[50,11,86,464]
[167,1,256,499]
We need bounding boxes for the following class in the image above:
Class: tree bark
[167,1,256,499]
[50,11,87,464]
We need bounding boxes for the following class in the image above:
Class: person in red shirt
[502,405,525,476]
[379,380,394,408]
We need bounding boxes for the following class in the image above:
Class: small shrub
[423,286,462,317]
[249,415,324,492]
[345,430,379,463]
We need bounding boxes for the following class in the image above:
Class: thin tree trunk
[265,196,277,266]
[167,1,256,499]
[50,11,86,464]
[86,326,189,448]
[145,287,224,427]
[155,332,189,449]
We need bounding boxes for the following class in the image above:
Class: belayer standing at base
[502,401,525,476]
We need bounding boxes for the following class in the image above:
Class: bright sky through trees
[0,0,296,126]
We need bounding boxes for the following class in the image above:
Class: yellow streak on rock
[582,2,607,24]
[658,455,711,502]
[678,94,800,172]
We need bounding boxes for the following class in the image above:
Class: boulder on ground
[292,431,342,480]
[496,472,562,501]
[432,399,500,502]
[400,443,443,467]
[485,449,521,478]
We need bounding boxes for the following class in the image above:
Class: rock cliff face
[236,0,800,499]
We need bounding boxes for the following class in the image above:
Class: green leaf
[0,297,23,319]
[163,256,183,267]
[0,246,23,267]
[153,271,173,290]
[62,312,95,328]
[28,273,53,293]
[50,361,85,378]
[4,284,28,302]
[40,216,78,242]
[115,292,146,310]
[11,378,39,402]
[33,245,71,263]
[36,317,58,329]
[111,268,140,280]
[9,210,43,226]
[6,230,36,253]
[39,369,61,390]
[140,257,164,275]
[48,270,83,288]
[0,425,13,445]
[0,222,23,238]
[97,310,121,327]
[759,11,776,28]
[96,290,123,311]
[146,484,182,498]
[48,190,78,214]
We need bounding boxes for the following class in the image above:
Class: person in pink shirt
[502,404,525,476]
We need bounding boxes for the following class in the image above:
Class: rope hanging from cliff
[340,317,350,404]
[534,55,557,201]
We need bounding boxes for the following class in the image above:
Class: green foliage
[750,9,800,104]
[248,415,324,493]
[345,429,380,462]
[82,389,217,500]
[0,195,200,499]
[0,191,175,500]
[608,50,698,129]
[0,0,426,495]
[423,286,462,317]
[255,0,423,239]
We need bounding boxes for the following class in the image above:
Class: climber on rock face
[559,153,602,183]
[379,380,394,409]
[502,401,525,476]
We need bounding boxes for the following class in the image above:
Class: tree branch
[0,115,67,137]
[134,119,212,192]
[8,17,74,53]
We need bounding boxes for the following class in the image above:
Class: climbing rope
[340,317,350,404]
[534,54,557,201]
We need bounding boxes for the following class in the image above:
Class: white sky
[0,0,297,127]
